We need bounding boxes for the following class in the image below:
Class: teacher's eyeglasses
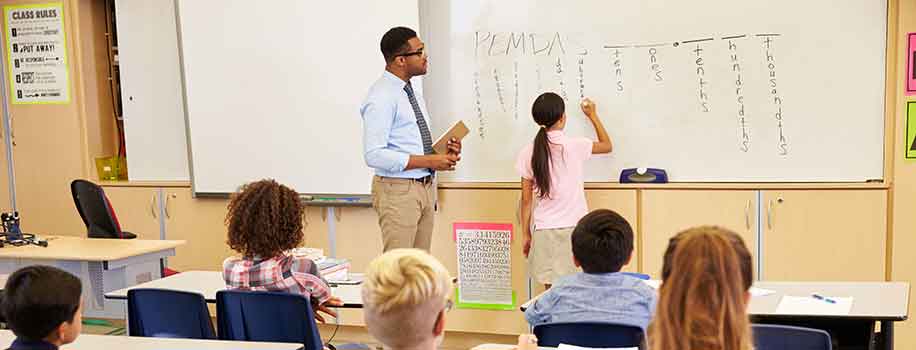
[397,48,426,58]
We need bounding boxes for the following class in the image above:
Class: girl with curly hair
[222,179,341,321]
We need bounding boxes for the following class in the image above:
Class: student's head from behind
[529,92,567,199]
[381,26,428,77]
[226,179,304,259]
[362,249,453,350]
[2,265,82,345]
[571,209,634,273]
[650,226,753,350]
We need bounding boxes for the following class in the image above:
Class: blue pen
[811,294,836,304]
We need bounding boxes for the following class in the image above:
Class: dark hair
[530,92,565,199]
[2,265,81,341]
[571,209,634,273]
[380,26,417,63]
[661,226,753,290]
[226,179,304,258]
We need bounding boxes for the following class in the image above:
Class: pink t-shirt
[515,130,593,230]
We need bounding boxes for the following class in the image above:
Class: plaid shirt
[223,252,332,304]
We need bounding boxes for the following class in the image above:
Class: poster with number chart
[453,222,515,310]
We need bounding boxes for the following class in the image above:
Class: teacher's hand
[447,137,462,155]
[430,154,460,171]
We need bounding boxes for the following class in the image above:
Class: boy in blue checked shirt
[525,209,656,330]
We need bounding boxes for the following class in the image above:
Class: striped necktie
[404,82,434,156]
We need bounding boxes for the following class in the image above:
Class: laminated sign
[454,222,515,310]
[4,2,69,104]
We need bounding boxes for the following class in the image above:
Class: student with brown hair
[222,179,341,322]
[516,93,612,287]
[2,266,82,350]
[649,226,754,350]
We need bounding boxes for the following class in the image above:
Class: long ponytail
[530,92,565,199]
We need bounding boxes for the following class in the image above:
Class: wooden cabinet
[103,186,161,240]
[641,190,758,278]
[161,187,325,272]
[159,188,233,271]
[762,190,886,281]
[114,0,189,181]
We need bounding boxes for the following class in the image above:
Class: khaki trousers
[372,176,435,251]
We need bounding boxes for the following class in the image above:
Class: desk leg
[159,258,165,278]
[881,321,894,350]
[328,207,337,258]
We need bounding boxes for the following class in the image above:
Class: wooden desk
[0,329,302,350]
[105,270,363,308]
[0,236,185,318]
[749,282,909,350]
[522,280,909,350]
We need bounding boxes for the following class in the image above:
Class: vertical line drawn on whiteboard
[578,56,585,100]
[473,70,485,139]
[494,68,507,112]
[556,56,567,101]
[728,36,750,152]
[514,61,519,120]
[762,35,788,155]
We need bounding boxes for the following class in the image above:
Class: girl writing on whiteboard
[516,92,612,288]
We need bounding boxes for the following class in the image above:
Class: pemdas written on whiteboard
[472,31,789,156]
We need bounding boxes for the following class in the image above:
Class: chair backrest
[752,324,832,350]
[533,322,644,348]
[127,288,215,339]
[70,179,126,239]
[216,290,323,350]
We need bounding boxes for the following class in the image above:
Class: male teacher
[360,27,462,252]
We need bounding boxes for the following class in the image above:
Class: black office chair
[70,179,137,239]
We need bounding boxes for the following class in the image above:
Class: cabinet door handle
[165,193,173,219]
[150,194,158,219]
[767,200,773,230]
[745,199,751,230]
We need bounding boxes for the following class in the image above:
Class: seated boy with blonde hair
[362,249,453,350]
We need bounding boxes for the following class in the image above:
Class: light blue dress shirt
[524,272,657,331]
[360,71,433,178]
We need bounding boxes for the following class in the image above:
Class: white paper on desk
[774,296,854,315]
[642,280,773,297]
[559,343,637,350]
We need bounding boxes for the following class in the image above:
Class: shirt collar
[382,70,409,89]
[546,129,565,139]
[10,339,59,350]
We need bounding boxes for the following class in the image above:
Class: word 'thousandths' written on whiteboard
[471,31,789,156]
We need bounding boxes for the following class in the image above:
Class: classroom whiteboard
[177,0,418,195]
[421,0,887,182]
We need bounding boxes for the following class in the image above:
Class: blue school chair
[216,290,323,350]
[127,289,215,339]
[752,324,832,350]
[533,322,643,348]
